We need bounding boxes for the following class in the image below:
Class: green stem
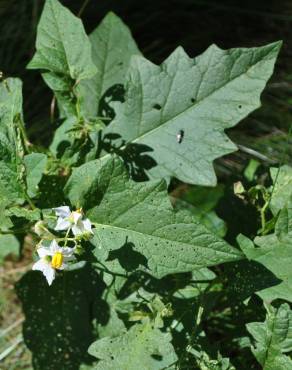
[16,117,31,154]
[176,304,204,369]
[25,194,36,210]
[260,200,269,235]
[63,228,71,247]
[56,237,76,242]
[78,0,91,17]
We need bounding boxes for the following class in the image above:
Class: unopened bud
[234,181,245,199]
[34,221,53,238]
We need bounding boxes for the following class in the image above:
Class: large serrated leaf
[27,0,97,116]
[247,303,292,369]
[65,156,242,278]
[88,322,177,370]
[103,42,281,185]
[79,12,140,118]
[28,0,96,80]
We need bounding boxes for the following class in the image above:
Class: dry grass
[0,242,33,369]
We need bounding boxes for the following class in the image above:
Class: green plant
[1,0,291,369]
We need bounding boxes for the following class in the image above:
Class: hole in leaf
[151,354,163,361]
[153,103,161,110]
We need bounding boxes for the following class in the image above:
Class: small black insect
[176,130,184,143]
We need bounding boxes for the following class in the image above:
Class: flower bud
[34,221,54,238]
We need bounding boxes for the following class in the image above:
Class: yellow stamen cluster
[51,252,63,269]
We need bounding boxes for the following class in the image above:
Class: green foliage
[27,0,96,80]
[79,11,141,118]
[239,207,292,302]
[172,184,227,237]
[247,303,292,369]
[103,41,281,184]
[5,206,41,221]
[0,78,25,204]
[89,321,177,370]
[270,165,292,215]
[65,156,242,278]
[27,0,97,117]
[0,234,19,262]
[1,0,289,369]
[24,153,47,198]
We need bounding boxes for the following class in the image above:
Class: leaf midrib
[94,222,242,258]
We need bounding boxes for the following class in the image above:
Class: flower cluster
[54,206,93,237]
[32,206,93,285]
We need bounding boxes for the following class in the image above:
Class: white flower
[53,206,93,237]
[32,240,76,285]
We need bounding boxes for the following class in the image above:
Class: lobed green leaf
[65,156,242,278]
[88,321,177,370]
[103,42,281,185]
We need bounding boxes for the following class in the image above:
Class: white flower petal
[72,224,83,236]
[61,247,75,257]
[58,261,72,270]
[54,218,71,231]
[32,259,48,272]
[53,206,71,218]
[63,255,76,263]
[43,264,56,286]
[50,240,61,254]
[83,218,93,234]
[72,211,82,225]
[37,246,50,258]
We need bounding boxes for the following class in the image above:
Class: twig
[0,318,24,339]
[0,335,23,361]
[50,96,56,123]
[78,0,91,17]
[237,144,277,164]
